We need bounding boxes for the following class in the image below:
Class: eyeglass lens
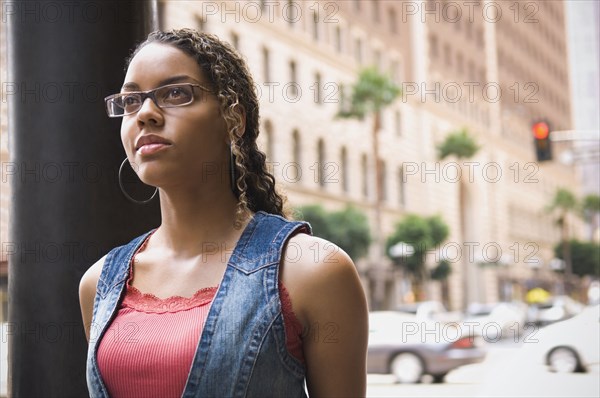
[109,84,196,116]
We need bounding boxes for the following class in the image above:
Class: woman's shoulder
[281,233,365,321]
[79,253,107,299]
[283,233,354,274]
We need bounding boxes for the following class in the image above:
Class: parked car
[464,301,529,340]
[395,300,462,324]
[529,304,600,373]
[527,295,584,326]
[367,311,486,383]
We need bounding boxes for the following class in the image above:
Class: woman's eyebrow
[121,75,201,91]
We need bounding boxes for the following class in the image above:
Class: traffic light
[532,121,552,161]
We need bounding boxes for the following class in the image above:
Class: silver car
[367,311,486,383]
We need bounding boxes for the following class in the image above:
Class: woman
[79,29,368,397]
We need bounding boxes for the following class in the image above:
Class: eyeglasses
[104,83,212,117]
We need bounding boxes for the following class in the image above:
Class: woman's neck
[152,185,247,259]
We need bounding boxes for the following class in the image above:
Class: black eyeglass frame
[104,83,213,118]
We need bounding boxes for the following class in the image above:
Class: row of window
[351,0,400,34]
[265,1,404,79]
[498,60,569,118]
[262,121,407,206]
[498,24,567,86]
[429,34,486,83]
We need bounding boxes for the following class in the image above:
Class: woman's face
[120,42,228,190]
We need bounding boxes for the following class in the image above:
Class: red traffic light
[532,122,549,140]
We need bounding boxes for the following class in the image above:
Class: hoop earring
[118,157,158,205]
[230,144,238,195]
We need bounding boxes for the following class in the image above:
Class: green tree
[337,67,401,308]
[295,205,371,261]
[437,128,480,160]
[386,214,450,300]
[582,194,600,240]
[431,260,452,308]
[293,205,332,238]
[437,128,479,310]
[554,240,600,278]
[546,188,578,280]
[328,206,372,260]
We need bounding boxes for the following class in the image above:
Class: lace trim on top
[122,229,219,314]
[122,285,218,314]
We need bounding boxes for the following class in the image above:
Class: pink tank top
[96,237,304,397]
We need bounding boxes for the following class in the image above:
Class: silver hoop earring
[118,157,158,205]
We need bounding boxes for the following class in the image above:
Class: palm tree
[547,188,578,284]
[437,128,479,310]
[338,67,401,309]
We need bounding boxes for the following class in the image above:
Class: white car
[464,301,529,341]
[532,304,600,373]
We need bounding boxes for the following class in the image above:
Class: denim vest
[86,211,311,397]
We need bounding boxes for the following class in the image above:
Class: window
[354,0,360,12]
[339,83,348,113]
[398,166,406,206]
[372,0,380,22]
[444,43,452,66]
[264,120,274,162]
[341,147,349,193]
[335,26,342,52]
[361,153,368,198]
[389,7,397,33]
[262,47,270,82]
[292,129,302,182]
[289,60,298,96]
[230,31,239,50]
[429,35,439,58]
[312,11,319,41]
[314,72,322,104]
[456,52,464,75]
[286,0,297,26]
[374,49,381,71]
[355,37,363,64]
[468,61,475,81]
[195,14,206,31]
[395,110,402,136]
[389,60,399,82]
[317,139,325,188]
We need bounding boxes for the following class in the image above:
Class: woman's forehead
[124,43,206,88]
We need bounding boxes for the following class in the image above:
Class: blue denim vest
[86,211,311,397]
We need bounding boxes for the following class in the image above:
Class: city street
[367,340,600,397]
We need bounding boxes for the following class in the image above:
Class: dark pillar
[7,1,159,396]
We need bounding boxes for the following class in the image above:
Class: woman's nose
[136,97,164,126]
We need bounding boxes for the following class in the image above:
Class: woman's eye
[167,88,183,98]
[123,95,140,106]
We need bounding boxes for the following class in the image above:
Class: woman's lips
[137,143,171,155]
